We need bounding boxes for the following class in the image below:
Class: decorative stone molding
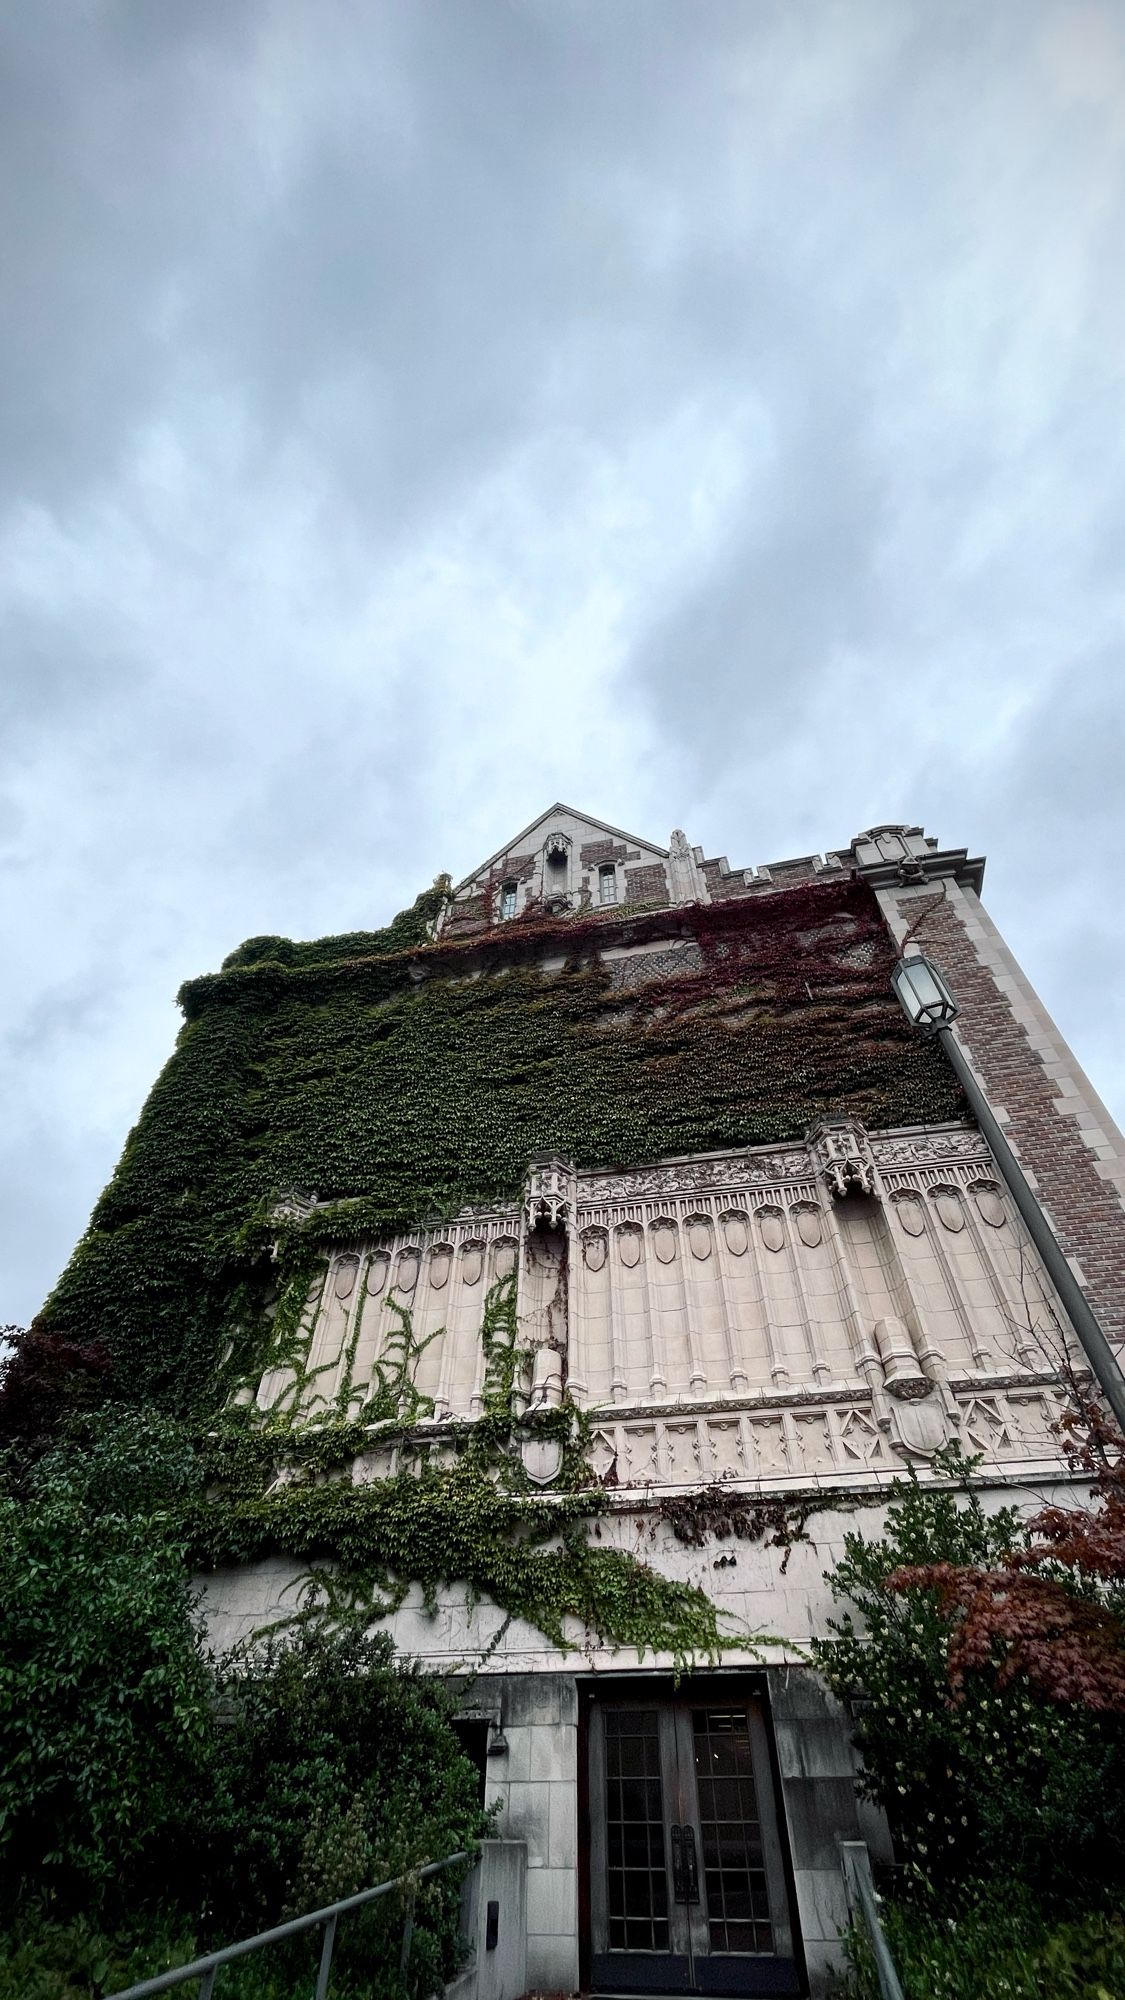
[870,1129,991,1168]
[806,1117,876,1199]
[269,1188,319,1224]
[255,1125,1075,1459]
[847,823,985,895]
[871,1316,930,1400]
[524,1155,577,1230]
[581,1152,811,1201]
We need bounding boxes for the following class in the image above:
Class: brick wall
[883,884,1125,1347]
[623,863,670,905]
[579,841,640,867]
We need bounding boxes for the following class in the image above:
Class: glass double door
[588,1698,798,1996]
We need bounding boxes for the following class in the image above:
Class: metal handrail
[838,1841,907,2000]
[106,1850,470,2000]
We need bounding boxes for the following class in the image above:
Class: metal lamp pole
[891,954,1125,1436]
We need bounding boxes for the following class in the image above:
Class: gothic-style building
[74,806,1125,1996]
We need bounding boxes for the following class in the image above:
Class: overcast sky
[3,1,1124,1326]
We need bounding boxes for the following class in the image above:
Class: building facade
[53,807,1125,1997]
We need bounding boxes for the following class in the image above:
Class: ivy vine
[42,877,959,1415]
[190,1279,750,1669]
[33,873,961,1666]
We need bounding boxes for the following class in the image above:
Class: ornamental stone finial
[668,829,709,906]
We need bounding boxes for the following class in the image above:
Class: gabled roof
[452,803,667,894]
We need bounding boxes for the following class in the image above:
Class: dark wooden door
[588,1698,799,1996]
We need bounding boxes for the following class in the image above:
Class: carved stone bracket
[525,1154,577,1230]
[806,1118,876,1200]
[269,1187,319,1222]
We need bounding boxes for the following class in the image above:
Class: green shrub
[206,1618,486,1975]
[812,1457,1125,1903]
[843,1886,1125,1999]
[0,1411,487,1994]
[0,1911,423,2000]
[0,1412,216,1919]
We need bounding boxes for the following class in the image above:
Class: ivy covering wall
[42,876,960,1417]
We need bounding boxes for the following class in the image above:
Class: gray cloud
[1,0,1123,1323]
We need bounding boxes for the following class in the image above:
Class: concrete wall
[477,1675,580,1996]
[447,1840,528,2000]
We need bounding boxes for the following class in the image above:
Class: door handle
[682,1824,700,1904]
[670,1825,700,1904]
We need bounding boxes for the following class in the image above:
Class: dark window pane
[691,1709,774,1954]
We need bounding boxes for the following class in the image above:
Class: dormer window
[598,864,617,906]
[500,880,517,920]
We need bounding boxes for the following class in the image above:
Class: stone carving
[793,1203,823,1248]
[525,1154,576,1229]
[617,1225,643,1269]
[721,1211,748,1256]
[609,943,705,991]
[493,1239,518,1279]
[256,1125,1073,1457]
[687,1217,713,1261]
[270,1188,319,1224]
[758,1209,786,1253]
[934,1190,966,1233]
[520,1433,564,1485]
[886,1392,950,1460]
[652,1221,677,1264]
[333,1254,359,1300]
[871,1130,990,1167]
[891,1192,926,1237]
[668,826,708,904]
[806,1116,876,1199]
[972,1183,1006,1228]
[872,1316,930,1399]
[581,1228,607,1271]
[836,1406,887,1466]
[581,1153,810,1200]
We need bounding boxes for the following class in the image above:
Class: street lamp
[890,954,959,1033]
[892,951,1125,1434]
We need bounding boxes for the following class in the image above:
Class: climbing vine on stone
[188,1279,746,1669]
[39,877,960,1418]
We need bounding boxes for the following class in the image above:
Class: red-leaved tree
[890,1401,1125,1713]
[0,1321,113,1464]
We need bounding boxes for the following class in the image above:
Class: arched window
[500,880,518,920]
[599,864,617,906]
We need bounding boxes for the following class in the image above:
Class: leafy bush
[206,1619,487,1984]
[0,1411,215,1917]
[888,1403,1125,1714]
[843,1885,1125,1999]
[0,1912,416,2000]
[812,1455,1125,1903]
[0,1411,487,1995]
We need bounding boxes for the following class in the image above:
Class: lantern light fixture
[890,953,959,1033]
